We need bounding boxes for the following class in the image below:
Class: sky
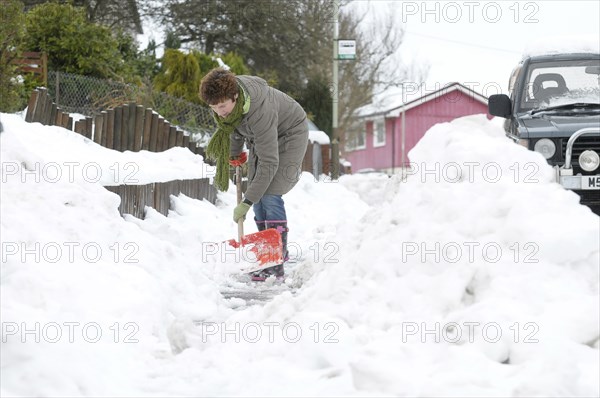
[349,0,600,99]
[1,109,598,396]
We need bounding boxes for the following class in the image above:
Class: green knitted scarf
[205,83,250,191]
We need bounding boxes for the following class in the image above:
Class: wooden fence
[105,178,217,219]
[25,88,217,219]
[12,52,48,86]
[302,141,332,177]
[25,88,206,157]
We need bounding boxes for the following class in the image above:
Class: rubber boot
[255,219,267,232]
[250,219,269,281]
[265,221,288,278]
[250,221,288,281]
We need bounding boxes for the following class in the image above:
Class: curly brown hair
[199,68,239,105]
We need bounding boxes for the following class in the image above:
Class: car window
[519,59,600,111]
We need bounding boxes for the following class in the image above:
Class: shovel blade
[227,228,283,271]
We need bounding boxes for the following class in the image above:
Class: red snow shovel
[227,166,283,272]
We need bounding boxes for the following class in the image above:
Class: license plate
[583,176,600,190]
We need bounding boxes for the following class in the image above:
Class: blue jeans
[253,194,287,223]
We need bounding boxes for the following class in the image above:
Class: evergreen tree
[300,76,333,137]
[23,2,124,78]
[0,0,27,112]
[153,49,202,103]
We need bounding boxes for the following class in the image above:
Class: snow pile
[295,115,599,395]
[168,115,599,396]
[0,115,228,395]
[1,112,598,397]
[0,113,370,396]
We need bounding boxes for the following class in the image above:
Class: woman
[199,68,309,281]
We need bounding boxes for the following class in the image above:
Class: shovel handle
[236,166,244,242]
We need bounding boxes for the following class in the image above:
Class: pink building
[345,83,490,174]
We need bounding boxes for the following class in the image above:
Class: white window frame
[354,127,366,150]
[373,118,386,147]
[345,122,368,151]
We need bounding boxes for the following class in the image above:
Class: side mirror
[488,94,512,118]
[585,65,600,75]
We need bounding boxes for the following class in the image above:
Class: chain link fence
[46,70,216,143]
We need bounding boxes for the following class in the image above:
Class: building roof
[357,82,489,120]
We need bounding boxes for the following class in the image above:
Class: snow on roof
[523,35,600,58]
[308,128,330,145]
[356,83,488,119]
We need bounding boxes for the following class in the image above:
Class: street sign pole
[331,0,340,180]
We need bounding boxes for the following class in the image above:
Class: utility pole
[331,0,340,180]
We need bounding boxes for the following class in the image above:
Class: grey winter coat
[231,76,309,204]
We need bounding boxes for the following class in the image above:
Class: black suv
[489,52,600,213]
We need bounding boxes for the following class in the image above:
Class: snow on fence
[24,88,217,218]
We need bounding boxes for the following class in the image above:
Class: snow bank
[1,112,598,397]
[170,115,599,396]
[0,114,213,185]
[0,115,229,396]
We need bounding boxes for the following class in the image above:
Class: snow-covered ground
[1,112,598,397]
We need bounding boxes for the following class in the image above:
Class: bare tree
[336,3,427,154]
[21,0,143,34]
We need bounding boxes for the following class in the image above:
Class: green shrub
[23,2,124,79]
[154,49,250,105]
[154,49,202,103]
[0,0,27,112]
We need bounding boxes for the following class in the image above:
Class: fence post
[133,105,145,152]
[159,121,169,151]
[100,111,108,147]
[149,114,160,152]
[127,102,136,151]
[142,109,153,151]
[55,71,60,108]
[168,126,177,149]
[121,104,129,150]
[85,117,93,139]
[49,103,57,127]
[74,119,85,135]
[113,106,122,151]
[94,114,103,144]
[25,90,39,122]
[60,112,69,129]
[106,109,115,149]
[43,91,53,125]
[32,88,46,123]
